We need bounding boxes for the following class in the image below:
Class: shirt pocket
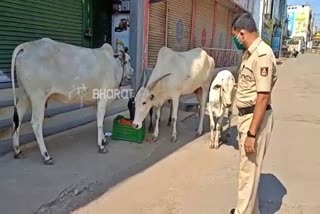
[239,64,255,87]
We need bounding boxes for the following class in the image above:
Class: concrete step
[0,101,92,129]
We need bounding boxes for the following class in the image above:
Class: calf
[207,70,236,149]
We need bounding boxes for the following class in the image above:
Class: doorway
[92,0,113,48]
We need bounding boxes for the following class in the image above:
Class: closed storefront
[0,0,91,79]
[228,10,238,49]
[148,0,167,68]
[193,0,214,48]
[167,0,192,51]
[213,2,229,49]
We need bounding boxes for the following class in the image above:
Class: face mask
[233,33,244,50]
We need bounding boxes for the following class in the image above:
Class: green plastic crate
[111,115,146,144]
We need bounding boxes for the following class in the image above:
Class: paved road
[72,53,320,214]
[0,53,319,214]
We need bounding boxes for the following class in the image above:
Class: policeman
[230,13,277,214]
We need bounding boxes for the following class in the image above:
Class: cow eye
[142,102,146,105]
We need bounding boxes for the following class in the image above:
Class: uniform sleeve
[253,54,275,92]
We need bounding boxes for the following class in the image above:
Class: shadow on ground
[0,106,241,214]
[220,125,239,150]
[259,173,287,214]
[0,107,238,214]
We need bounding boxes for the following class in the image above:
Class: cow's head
[212,75,236,108]
[132,73,171,129]
[114,50,133,80]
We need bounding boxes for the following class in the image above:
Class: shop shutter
[167,0,192,51]
[148,1,167,68]
[213,2,229,49]
[194,0,214,48]
[229,11,238,49]
[0,0,84,75]
[226,9,234,49]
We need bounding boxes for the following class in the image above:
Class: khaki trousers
[235,109,274,214]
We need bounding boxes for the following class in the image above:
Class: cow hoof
[214,143,219,149]
[98,147,109,154]
[152,135,159,142]
[13,150,23,159]
[44,157,54,165]
[171,135,177,143]
[196,131,202,137]
[209,145,214,149]
[102,139,108,146]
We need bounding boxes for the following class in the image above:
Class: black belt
[238,105,272,116]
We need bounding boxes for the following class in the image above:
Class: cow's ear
[213,84,221,90]
[150,94,154,101]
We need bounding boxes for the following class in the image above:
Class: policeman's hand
[244,137,256,153]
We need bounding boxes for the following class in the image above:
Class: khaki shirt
[235,37,278,108]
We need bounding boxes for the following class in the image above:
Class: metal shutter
[194,0,214,48]
[167,0,192,51]
[226,9,233,49]
[148,1,167,68]
[0,0,84,75]
[213,2,229,49]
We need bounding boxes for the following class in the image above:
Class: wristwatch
[247,131,256,138]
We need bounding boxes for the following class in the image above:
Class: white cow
[207,69,236,149]
[10,38,132,165]
[132,46,216,142]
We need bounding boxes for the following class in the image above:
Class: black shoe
[230,208,235,214]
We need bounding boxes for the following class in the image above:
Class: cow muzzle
[132,122,142,129]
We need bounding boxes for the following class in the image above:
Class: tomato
[117,118,133,126]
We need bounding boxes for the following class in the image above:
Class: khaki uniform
[234,37,277,214]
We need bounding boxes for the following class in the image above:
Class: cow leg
[30,96,53,165]
[97,98,109,154]
[214,109,225,149]
[207,103,215,149]
[195,87,208,136]
[148,107,154,133]
[12,95,30,158]
[152,106,161,142]
[167,100,172,126]
[226,107,233,138]
[171,96,180,143]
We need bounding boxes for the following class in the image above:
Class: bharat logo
[201,28,206,47]
[176,19,184,44]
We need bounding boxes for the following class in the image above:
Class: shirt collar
[247,37,263,54]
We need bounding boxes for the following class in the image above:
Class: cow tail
[11,44,24,133]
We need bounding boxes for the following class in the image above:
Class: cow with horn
[132,46,216,142]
